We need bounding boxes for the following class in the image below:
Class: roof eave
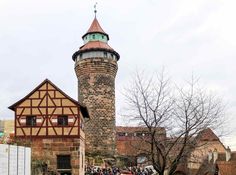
[72,48,120,61]
[8,79,88,112]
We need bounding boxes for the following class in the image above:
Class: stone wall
[75,57,117,157]
[30,138,82,174]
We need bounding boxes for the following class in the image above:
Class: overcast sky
[0,0,236,149]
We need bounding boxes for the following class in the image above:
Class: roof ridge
[8,79,86,110]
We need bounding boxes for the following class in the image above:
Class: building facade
[9,79,89,174]
[73,17,120,157]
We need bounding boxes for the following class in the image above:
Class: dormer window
[26,116,36,126]
[58,115,68,126]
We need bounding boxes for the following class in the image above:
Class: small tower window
[92,34,95,39]
[80,54,83,59]
[104,52,107,57]
[102,35,104,39]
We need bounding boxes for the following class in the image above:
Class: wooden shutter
[68,116,74,126]
[20,116,26,126]
[51,116,58,126]
[36,116,43,126]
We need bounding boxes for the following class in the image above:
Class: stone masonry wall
[31,138,81,174]
[75,57,117,157]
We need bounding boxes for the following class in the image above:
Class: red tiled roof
[196,128,219,141]
[116,126,165,133]
[217,161,236,175]
[72,41,120,61]
[87,18,106,34]
[8,79,89,118]
[79,41,114,51]
[82,18,109,39]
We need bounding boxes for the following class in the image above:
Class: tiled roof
[217,161,236,175]
[196,128,219,141]
[79,41,114,51]
[87,18,106,34]
[116,126,165,133]
[216,152,236,175]
[8,79,89,118]
[82,18,108,39]
[231,151,236,160]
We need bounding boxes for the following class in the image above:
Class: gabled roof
[82,17,109,39]
[8,79,89,118]
[196,128,220,141]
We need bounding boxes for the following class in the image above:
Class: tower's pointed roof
[82,17,109,39]
[87,18,106,34]
[73,15,120,61]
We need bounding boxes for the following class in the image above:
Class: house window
[57,155,71,169]
[26,116,36,126]
[58,115,68,126]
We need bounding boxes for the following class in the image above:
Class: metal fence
[0,144,31,175]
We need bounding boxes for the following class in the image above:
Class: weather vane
[94,2,98,17]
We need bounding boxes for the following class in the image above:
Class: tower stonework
[73,17,120,156]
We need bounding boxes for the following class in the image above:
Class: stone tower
[72,16,120,157]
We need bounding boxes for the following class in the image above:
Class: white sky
[0,0,236,149]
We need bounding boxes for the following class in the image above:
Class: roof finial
[94,2,98,18]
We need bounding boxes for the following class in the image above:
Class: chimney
[226,146,231,161]
[208,150,213,163]
[213,148,218,163]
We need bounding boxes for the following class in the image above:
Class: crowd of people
[85,166,156,175]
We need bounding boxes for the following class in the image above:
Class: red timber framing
[9,79,89,138]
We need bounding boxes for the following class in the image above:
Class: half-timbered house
[9,79,89,175]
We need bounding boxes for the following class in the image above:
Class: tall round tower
[72,16,119,156]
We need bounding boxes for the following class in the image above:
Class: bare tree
[123,71,224,175]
